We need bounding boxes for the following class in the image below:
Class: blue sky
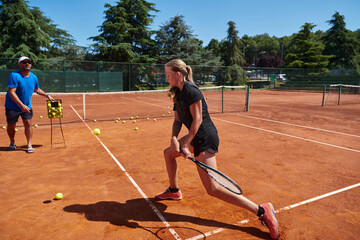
[28,0,359,47]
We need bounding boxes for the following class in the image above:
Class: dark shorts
[5,108,33,124]
[191,130,219,157]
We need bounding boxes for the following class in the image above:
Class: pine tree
[322,12,359,72]
[89,0,158,62]
[0,0,51,60]
[285,23,331,69]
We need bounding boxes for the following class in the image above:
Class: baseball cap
[18,56,31,63]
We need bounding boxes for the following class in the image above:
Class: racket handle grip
[179,148,190,159]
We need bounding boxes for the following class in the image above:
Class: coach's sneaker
[8,144,16,151]
[155,187,182,200]
[259,203,279,239]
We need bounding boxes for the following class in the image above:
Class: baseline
[186,182,360,240]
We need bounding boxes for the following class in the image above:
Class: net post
[322,85,326,106]
[245,86,250,111]
[221,85,224,113]
[83,93,86,120]
[338,84,342,105]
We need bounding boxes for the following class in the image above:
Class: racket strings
[207,169,241,194]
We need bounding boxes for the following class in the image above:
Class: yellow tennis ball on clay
[130,117,134,120]
[34,124,38,128]
[162,114,165,117]
[122,120,126,124]
[168,111,171,114]
[93,119,97,123]
[15,128,18,132]
[134,127,138,131]
[136,116,139,119]
[55,193,63,200]
[146,117,149,121]
[93,128,100,135]
[2,126,6,129]
[115,120,119,123]
[133,120,136,123]
[153,119,157,122]
[40,116,43,119]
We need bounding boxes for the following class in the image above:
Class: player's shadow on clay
[0,144,42,152]
[63,198,269,239]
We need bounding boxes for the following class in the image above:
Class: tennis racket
[179,149,242,195]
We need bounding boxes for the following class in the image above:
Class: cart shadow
[63,198,269,239]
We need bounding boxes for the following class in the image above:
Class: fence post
[245,86,250,111]
[128,63,131,91]
[338,84,342,105]
[322,85,326,106]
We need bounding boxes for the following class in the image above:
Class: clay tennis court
[0,90,359,239]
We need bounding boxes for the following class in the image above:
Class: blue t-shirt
[5,71,39,111]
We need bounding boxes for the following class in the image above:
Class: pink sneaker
[259,203,279,239]
[155,188,182,200]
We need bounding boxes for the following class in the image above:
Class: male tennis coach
[5,56,54,153]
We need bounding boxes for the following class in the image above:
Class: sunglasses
[21,61,32,64]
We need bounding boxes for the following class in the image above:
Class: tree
[89,0,158,63]
[155,15,219,65]
[285,23,331,69]
[221,21,244,66]
[30,6,77,59]
[220,21,246,85]
[322,12,359,72]
[0,0,51,60]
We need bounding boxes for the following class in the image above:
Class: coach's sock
[169,187,179,193]
[257,206,265,217]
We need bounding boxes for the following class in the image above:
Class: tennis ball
[130,117,134,120]
[40,116,43,119]
[93,120,97,123]
[34,124,38,128]
[115,120,119,123]
[47,103,51,107]
[122,120,126,124]
[136,116,139,119]
[93,128,100,135]
[146,117,149,120]
[2,126,6,129]
[134,127,138,131]
[117,118,120,121]
[55,193,63,200]
[153,119,157,122]
[133,120,136,123]
[168,111,170,114]
[15,128,18,132]
[162,114,165,117]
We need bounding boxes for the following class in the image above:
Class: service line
[213,117,360,153]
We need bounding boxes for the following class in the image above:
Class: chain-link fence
[1,58,358,92]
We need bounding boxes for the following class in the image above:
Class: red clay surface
[0,90,359,240]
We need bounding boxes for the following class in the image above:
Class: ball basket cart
[47,99,66,148]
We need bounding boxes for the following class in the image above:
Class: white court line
[186,182,360,240]
[70,105,181,240]
[213,117,360,153]
[234,113,360,138]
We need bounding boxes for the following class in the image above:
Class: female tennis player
[155,59,279,239]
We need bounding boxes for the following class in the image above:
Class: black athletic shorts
[191,129,219,157]
[5,108,33,124]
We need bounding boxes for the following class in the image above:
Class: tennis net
[0,85,249,124]
[323,84,360,106]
